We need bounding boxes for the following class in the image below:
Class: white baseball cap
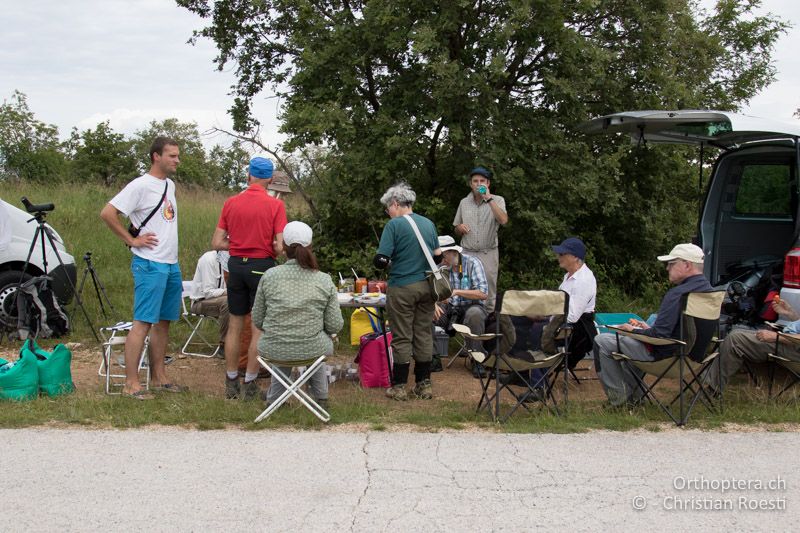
[283,221,313,247]
[657,243,704,263]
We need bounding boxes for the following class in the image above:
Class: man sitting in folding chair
[593,244,712,407]
[706,296,800,395]
[432,235,489,377]
[251,222,343,422]
[187,250,229,355]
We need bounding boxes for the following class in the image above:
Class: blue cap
[469,166,493,180]
[552,237,586,260]
[249,157,274,179]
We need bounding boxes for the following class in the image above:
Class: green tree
[207,139,250,189]
[133,118,211,187]
[0,91,65,182]
[179,0,786,289]
[66,121,138,186]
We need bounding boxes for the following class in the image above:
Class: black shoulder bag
[127,180,168,241]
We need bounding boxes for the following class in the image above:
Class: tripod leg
[77,267,90,303]
[41,230,101,342]
[90,266,118,319]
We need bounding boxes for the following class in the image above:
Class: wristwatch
[486,197,494,203]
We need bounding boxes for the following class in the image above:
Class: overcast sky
[1,0,798,150]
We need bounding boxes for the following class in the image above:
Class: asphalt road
[1,428,796,532]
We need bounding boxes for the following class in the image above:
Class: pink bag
[355,331,393,388]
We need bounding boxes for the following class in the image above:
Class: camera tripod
[18,197,100,342]
[76,251,118,323]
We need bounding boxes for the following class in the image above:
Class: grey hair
[380,182,416,207]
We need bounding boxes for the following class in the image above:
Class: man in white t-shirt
[100,137,184,400]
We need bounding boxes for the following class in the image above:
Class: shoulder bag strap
[138,180,169,229]
[403,214,442,280]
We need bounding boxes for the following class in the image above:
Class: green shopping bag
[0,347,39,401]
[23,339,75,397]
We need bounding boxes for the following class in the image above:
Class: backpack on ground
[15,275,70,340]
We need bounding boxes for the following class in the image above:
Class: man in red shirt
[212,157,287,399]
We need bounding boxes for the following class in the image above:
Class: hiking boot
[521,387,545,403]
[413,379,433,399]
[316,398,329,410]
[385,384,408,401]
[242,379,261,401]
[225,377,241,399]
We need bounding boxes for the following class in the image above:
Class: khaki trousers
[190,295,229,344]
[386,280,435,364]
[462,247,499,313]
[707,328,800,390]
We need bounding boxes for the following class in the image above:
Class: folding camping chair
[254,354,330,423]
[768,332,800,400]
[453,289,570,422]
[180,281,221,358]
[609,290,725,426]
[98,322,150,395]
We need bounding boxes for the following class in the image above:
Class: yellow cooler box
[350,307,380,345]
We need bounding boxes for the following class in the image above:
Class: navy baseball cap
[552,237,586,260]
[469,166,493,180]
[249,157,274,179]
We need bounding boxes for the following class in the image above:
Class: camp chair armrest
[606,326,684,346]
[611,351,630,361]
[469,350,487,364]
[452,323,500,341]
[699,352,719,365]
[777,332,800,345]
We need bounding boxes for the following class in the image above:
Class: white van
[0,199,76,327]
[582,110,800,325]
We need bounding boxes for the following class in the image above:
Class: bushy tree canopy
[180,0,786,290]
[0,91,64,182]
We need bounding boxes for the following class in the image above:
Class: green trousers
[386,280,435,364]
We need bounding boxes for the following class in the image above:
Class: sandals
[122,389,155,401]
[151,383,188,393]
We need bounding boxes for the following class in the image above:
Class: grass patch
[1,387,798,432]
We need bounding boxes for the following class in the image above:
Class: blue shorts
[131,256,182,324]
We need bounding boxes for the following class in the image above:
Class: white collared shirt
[190,251,226,301]
[559,263,596,323]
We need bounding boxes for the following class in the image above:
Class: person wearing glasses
[592,244,711,407]
[373,182,442,401]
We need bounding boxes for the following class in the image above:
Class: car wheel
[0,270,31,328]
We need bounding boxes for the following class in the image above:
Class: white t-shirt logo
[162,199,176,223]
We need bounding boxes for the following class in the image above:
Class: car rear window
[735,163,792,217]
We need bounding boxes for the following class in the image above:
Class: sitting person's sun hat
[283,221,313,247]
[438,235,463,254]
[657,243,704,263]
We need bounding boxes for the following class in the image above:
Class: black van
[582,110,800,326]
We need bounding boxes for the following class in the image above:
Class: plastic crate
[434,331,450,356]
